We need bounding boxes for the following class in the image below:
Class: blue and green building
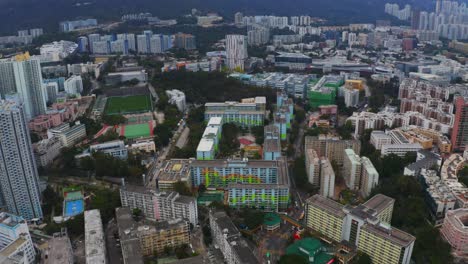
[190,158,290,211]
[197,117,223,160]
[204,97,266,127]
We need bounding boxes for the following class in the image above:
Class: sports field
[104,95,152,115]
[118,122,155,139]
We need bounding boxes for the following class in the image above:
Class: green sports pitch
[104,95,152,115]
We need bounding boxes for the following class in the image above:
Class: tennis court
[119,122,155,139]
[64,199,84,217]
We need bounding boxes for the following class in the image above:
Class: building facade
[226,35,248,70]
[305,194,414,264]
[120,185,198,225]
[0,56,47,119]
[0,99,43,220]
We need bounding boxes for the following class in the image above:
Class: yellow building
[305,194,415,264]
[345,80,364,91]
[358,224,415,264]
[116,207,190,262]
[138,219,190,255]
[411,127,452,153]
[305,195,346,242]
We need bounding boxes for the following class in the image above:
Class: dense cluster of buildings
[77,31,195,55]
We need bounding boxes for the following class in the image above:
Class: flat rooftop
[306,194,346,218]
[362,223,415,248]
[363,194,394,214]
[154,159,191,183]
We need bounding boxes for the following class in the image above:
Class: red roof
[239,138,254,146]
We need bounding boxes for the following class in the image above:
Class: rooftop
[362,222,416,248]
[306,194,346,218]
[363,194,394,215]
[84,210,106,264]
[154,159,191,183]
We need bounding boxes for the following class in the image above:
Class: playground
[62,188,85,218]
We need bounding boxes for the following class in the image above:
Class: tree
[251,126,264,145]
[352,252,372,264]
[153,123,174,148]
[132,208,142,219]
[279,254,308,264]
[294,108,306,123]
[30,132,41,143]
[174,181,192,196]
[102,115,126,126]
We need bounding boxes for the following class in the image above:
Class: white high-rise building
[0,98,43,220]
[419,11,429,30]
[320,159,335,199]
[64,75,83,95]
[226,34,248,70]
[137,34,149,53]
[87,33,101,53]
[0,57,46,119]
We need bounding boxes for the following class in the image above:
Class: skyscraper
[226,34,248,70]
[0,55,46,119]
[0,98,43,220]
[451,97,468,152]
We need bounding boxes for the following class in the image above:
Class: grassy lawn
[104,95,152,115]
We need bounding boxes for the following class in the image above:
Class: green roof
[197,192,224,204]
[285,238,334,264]
[264,213,281,226]
[64,190,83,201]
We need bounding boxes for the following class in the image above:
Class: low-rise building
[403,150,441,177]
[48,123,86,147]
[381,143,422,157]
[209,211,259,264]
[370,131,392,150]
[33,136,62,167]
[151,159,191,190]
[128,139,156,153]
[89,140,128,159]
[440,208,468,257]
[43,229,74,264]
[84,210,106,264]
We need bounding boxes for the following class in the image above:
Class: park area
[104,95,152,115]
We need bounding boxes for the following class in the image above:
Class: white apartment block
[226,35,248,70]
[381,143,422,157]
[33,136,62,167]
[84,210,106,264]
[48,123,87,147]
[120,185,198,225]
[370,131,392,150]
[343,149,362,190]
[320,158,335,199]
[64,75,83,95]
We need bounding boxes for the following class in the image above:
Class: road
[105,219,123,264]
